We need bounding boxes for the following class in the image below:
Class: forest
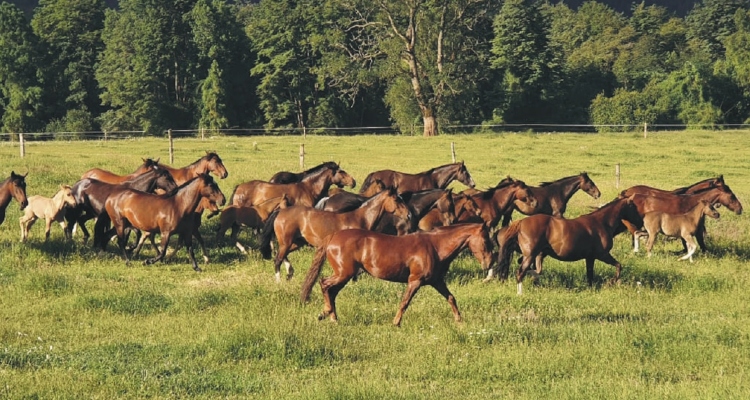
[0,0,748,136]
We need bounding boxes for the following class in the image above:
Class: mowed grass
[1,131,749,399]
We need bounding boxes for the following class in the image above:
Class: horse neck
[305,171,334,201]
[432,165,458,189]
[554,176,582,202]
[0,179,11,209]
[352,193,391,229]
[172,180,207,217]
[690,189,721,206]
[51,191,69,211]
[489,186,520,219]
[410,190,442,217]
[428,225,475,261]
[594,200,630,233]
[127,170,158,192]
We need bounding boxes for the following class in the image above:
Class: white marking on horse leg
[284,260,294,280]
[517,283,523,296]
[235,241,247,254]
[633,235,640,253]
[202,255,209,264]
[275,271,282,283]
[483,268,495,282]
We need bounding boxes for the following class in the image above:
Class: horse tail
[227,185,239,206]
[497,221,522,281]
[259,208,280,260]
[301,245,328,303]
[359,173,375,194]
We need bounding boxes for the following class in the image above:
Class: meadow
[1,131,749,399]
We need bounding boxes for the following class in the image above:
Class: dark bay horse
[501,173,601,226]
[65,167,178,245]
[620,186,743,252]
[80,158,160,184]
[269,161,347,185]
[105,174,226,271]
[359,162,476,197]
[0,171,28,226]
[230,163,355,209]
[159,151,228,185]
[316,180,387,212]
[315,223,494,326]
[261,188,411,283]
[215,194,291,254]
[419,192,481,231]
[496,196,641,295]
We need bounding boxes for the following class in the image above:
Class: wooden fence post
[19,133,25,158]
[201,127,205,141]
[451,142,456,163]
[168,129,174,164]
[643,122,648,138]
[299,143,305,170]
[615,163,620,189]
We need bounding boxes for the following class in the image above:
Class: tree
[0,3,43,134]
[31,0,105,128]
[686,0,747,60]
[199,59,229,131]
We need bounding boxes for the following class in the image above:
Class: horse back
[327,229,424,282]
[81,169,133,184]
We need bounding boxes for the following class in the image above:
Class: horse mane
[539,173,583,187]
[480,178,518,199]
[303,163,337,181]
[424,162,458,175]
[163,174,209,197]
[304,161,338,175]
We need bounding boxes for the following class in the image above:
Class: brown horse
[0,171,28,226]
[359,162,476,197]
[496,196,641,295]
[316,179,387,212]
[104,174,226,271]
[456,179,538,229]
[158,151,228,185]
[261,187,411,283]
[418,192,482,231]
[620,186,743,252]
[269,161,344,185]
[80,158,160,184]
[216,194,290,254]
[501,173,601,226]
[315,223,494,326]
[230,163,355,209]
[642,200,720,262]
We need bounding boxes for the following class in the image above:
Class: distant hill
[8,0,699,18]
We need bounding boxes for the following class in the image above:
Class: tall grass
[1,131,749,398]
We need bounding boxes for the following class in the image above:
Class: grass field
[1,131,749,399]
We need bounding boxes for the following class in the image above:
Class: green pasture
[1,131,749,399]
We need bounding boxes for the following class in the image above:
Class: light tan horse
[642,200,720,262]
[20,185,77,242]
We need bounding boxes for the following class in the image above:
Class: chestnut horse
[269,161,342,184]
[65,167,179,246]
[496,196,641,295]
[316,179,387,212]
[19,185,77,242]
[359,162,476,197]
[315,223,494,326]
[261,187,411,283]
[158,151,228,185]
[0,171,28,226]
[216,194,290,254]
[501,173,601,226]
[418,192,482,231]
[620,185,743,252]
[104,174,226,271]
[230,163,355,208]
[81,158,160,184]
[456,179,538,229]
[642,200,720,262]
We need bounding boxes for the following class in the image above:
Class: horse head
[153,168,178,193]
[512,180,537,210]
[382,187,412,230]
[456,161,476,188]
[59,184,77,208]
[9,171,28,210]
[717,190,742,215]
[468,224,495,272]
[701,199,721,220]
[332,165,356,189]
[204,151,229,179]
[457,192,482,219]
[198,174,226,207]
[436,188,456,226]
[579,172,601,199]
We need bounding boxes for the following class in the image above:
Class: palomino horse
[270,161,344,185]
[230,163,355,208]
[315,223,494,326]
[80,158,160,184]
[260,187,411,283]
[19,185,77,242]
[620,186,743,252]
[216,194,291,254]
[359,162,476,196]
[158,151,229,185]
[418,192,482,231]
[497,196,641,295]
[501,173,601,226]
[65,167,179,246]
[0,171,28,226]
[104,174,226,271]
[621,176,731,252]
[642,200,720,262]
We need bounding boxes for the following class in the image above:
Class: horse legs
[622,220,641,252]
[585,258,596,286]
[145,232,170,266]
[319,272,353,323]
[678,235,698,263]
[596,253,623,284]
[393,279,422,327]
[515,255,535,295]
[193,230,209,264]
[644,228,659,258]
[431,280,461,323]
[19,213,36,242]
[44,217,54,241]
[181,233,202,272]
[695,218,708,252]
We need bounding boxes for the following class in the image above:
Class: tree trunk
[421,107,438,137]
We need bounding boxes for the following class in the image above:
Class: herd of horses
[0,153,743,326]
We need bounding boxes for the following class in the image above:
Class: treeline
[0,0,748,137]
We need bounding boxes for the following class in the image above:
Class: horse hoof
[317,313,325,321]
[194,266,203,272]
